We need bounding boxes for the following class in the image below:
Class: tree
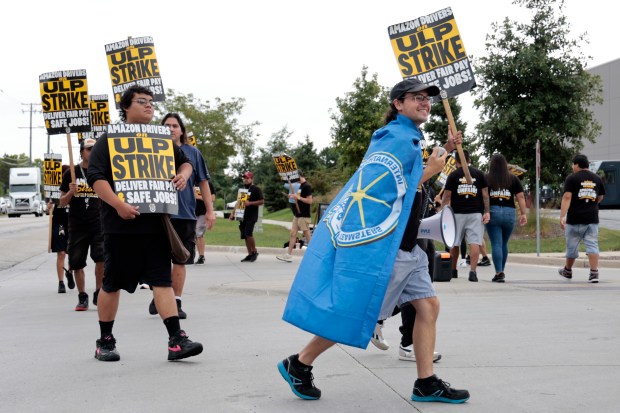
[472,0,602,187]
[330,66,390,174]
[0,154,31,195]
[156,89,258,193]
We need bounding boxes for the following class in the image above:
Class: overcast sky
[1,0,616,167]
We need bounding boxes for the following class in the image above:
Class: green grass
[207,209,620,252]
[204,217,291,248]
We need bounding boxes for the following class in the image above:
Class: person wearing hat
[229,171,264,262]
[278,78,469,404]
[59,137,104,311]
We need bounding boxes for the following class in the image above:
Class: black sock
[417,374,438,383]
[163,316,181,338]
[291,354,311,370]
[99,320,114,338]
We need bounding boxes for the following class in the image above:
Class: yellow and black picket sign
[107,124,178,214]
[43,153,63,201]
[39,69,93,183]
[273,152,301,213]
[233,188,249,221]
[388,7,476,184]
[105,36,165,109]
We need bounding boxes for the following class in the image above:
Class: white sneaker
[370,323,389,350]
[398,344,442,362]
[457,258,467,268]
[276,254,293,262]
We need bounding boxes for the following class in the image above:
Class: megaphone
[417,205,457,248]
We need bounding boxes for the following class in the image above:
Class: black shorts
[239,220,256,239]
[51,223,68,253]
[67,227,104,270]
[171,218,197,265]
[102,233,172,293]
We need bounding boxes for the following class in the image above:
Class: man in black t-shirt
[59,138,104,311]
[229,171,264,262]
[277,170,313,263]
[442,150,489,282]
[558,154,605,282]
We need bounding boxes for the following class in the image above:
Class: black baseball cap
[390,79,440,101]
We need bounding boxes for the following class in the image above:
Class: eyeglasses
[132,98,154,106]
[403,94,432,103]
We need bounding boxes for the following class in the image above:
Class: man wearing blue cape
[278,79,470,404]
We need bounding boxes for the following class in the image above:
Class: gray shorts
[378,246,436,320]
[455,212,484,245]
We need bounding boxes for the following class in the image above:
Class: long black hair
[161,113,188,144]
[486,153,513,190]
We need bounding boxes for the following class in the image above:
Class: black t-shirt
[444,166,488,214]
[488,175,524,208]
[294,181,312,218]
[59,165,102,230]
[564,169,605,225]
[195,180,215,216]
[242,184,263,222]
[86,132,191,234]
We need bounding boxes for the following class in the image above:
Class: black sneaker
[558,267,573,279]
[58,281,66,294]
[478,256,491,266]
[176,298,187,319]
[241,254,253,262]
[65,269,75,289]
[93,289,99,306]
[168,330,203,361]
[468,271,478,282]
[75,292,89,311]
[491,273,505,283]
[148,298,158,315]
[250,251,259,262]
[95,335,121,361]
[589,270,599,283]
[452,269,458,279]
[195,255,205,265]
[412,375,469,403]
[277,354,321,400]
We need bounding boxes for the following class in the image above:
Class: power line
[20,103,44,165]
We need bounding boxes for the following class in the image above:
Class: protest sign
[105,36,164,108]
[388,7,476,100]
[388,7,475,183]
[272,153,300,182]
[43,153,62,201]
[39,69,92,135]
[233,188,249,221]
[187,131,197,147]
[106,123,178,214]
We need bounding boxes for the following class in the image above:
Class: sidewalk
[1,246,619,412]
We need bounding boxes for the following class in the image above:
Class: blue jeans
[485,206,516,273]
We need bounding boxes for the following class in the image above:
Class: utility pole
[20,103,43,165]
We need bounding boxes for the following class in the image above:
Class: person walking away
[442,150,490,282]
[558,154,605,282]
[277,170,313,262]
[484,153,527,282]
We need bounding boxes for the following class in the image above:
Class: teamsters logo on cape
[325,151,407,247]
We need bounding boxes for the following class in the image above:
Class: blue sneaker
[412,375,469,403]
[277,354,321,400]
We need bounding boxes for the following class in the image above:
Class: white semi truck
[7,167,44,217]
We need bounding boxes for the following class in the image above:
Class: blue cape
[282,114,424,348]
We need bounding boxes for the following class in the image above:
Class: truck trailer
[7,167,44,217]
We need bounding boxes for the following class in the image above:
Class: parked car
[0,197,8,214]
